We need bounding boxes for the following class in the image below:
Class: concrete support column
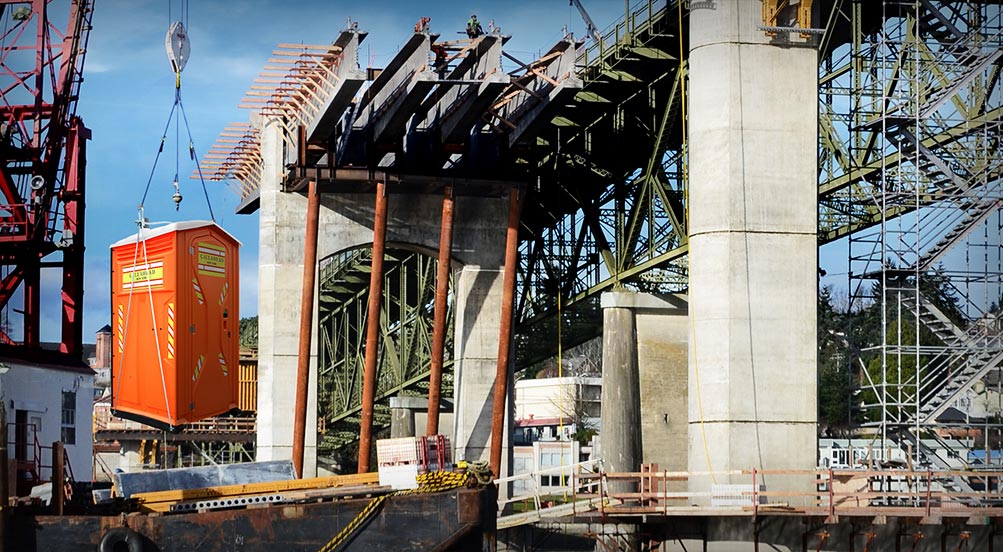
[452,265,512,475]
[687,0,818,503]
[599,290,689,470]
[390,396,418,438]
[389,397,454,439]
[599,300,641,478]
[256,118,319,475]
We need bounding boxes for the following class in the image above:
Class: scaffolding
[824,0,1003,469]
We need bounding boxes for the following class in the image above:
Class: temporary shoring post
[293,125,318,479]
[490,187,521,478]
[51,441,64,515]
[426,185,454,436]
[358,181,389,473]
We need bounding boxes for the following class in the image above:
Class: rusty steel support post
[358,181,389,473]
[490,187,521,478]
[51,441,64,515]
[0,405,7,551]
[426,186,454,436]
[293,125,318,479]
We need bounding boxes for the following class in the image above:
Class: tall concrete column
[256,117,319,475]
[452,265,512,474]
[687,0,818,503]
[599,295,641,478]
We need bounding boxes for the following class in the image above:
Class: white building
[818,438,971,469]
[514,376,601,423]
[0,356,94,495]
[512,439,581,495]
[509,376,601,497]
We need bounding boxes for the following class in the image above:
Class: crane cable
[116,4,216,429]
[139,1,215,221]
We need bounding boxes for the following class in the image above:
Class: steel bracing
[819,0,1003,469]
[0,0,92,358]
[315,248,454,454]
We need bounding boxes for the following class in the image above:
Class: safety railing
[495,459,604,527]
[7,422,43,490]
[577,0,681,70]
[567,466,1003,519]
[94,408,256,434]
[6,423,75,501]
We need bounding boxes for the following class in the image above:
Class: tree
[818,286,862,434]
[239,316,258,348]
[548,376,600,446]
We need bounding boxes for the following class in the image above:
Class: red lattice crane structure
[0,0,93,359]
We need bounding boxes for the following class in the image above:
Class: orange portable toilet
[110,221,240,431]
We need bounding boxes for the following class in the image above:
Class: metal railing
[495,459,604,528]
[562,466,1003,519]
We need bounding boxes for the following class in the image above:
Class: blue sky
[66,0,630,342]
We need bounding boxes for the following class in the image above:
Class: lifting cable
[117,1,215,428]
[139,0,215,221]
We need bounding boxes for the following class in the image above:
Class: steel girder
[512,0,689,366]
[316,247,453,455]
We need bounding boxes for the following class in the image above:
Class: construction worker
[432,43,448,77]
[414,16,430,34]
[466,14,483,38]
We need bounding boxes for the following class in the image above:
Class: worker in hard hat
[466,14,483,38]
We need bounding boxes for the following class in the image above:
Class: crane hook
[172,177,182,211]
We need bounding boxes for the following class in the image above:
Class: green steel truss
[818,0,1003,461]
[514,0,689,366]
[316,248,453,455]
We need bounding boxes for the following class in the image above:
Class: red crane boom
[0,0,93,358]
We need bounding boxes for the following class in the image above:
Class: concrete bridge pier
[255,117,517,475]
[598,291,689,549]
[687,0,818,503]
[256,117,319,474]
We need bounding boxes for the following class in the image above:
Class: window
[540,475,567,487]
[61,391,76,445]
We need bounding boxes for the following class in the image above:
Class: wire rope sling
[109,4,240,432]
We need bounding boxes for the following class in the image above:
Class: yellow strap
[317,471,469,552]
